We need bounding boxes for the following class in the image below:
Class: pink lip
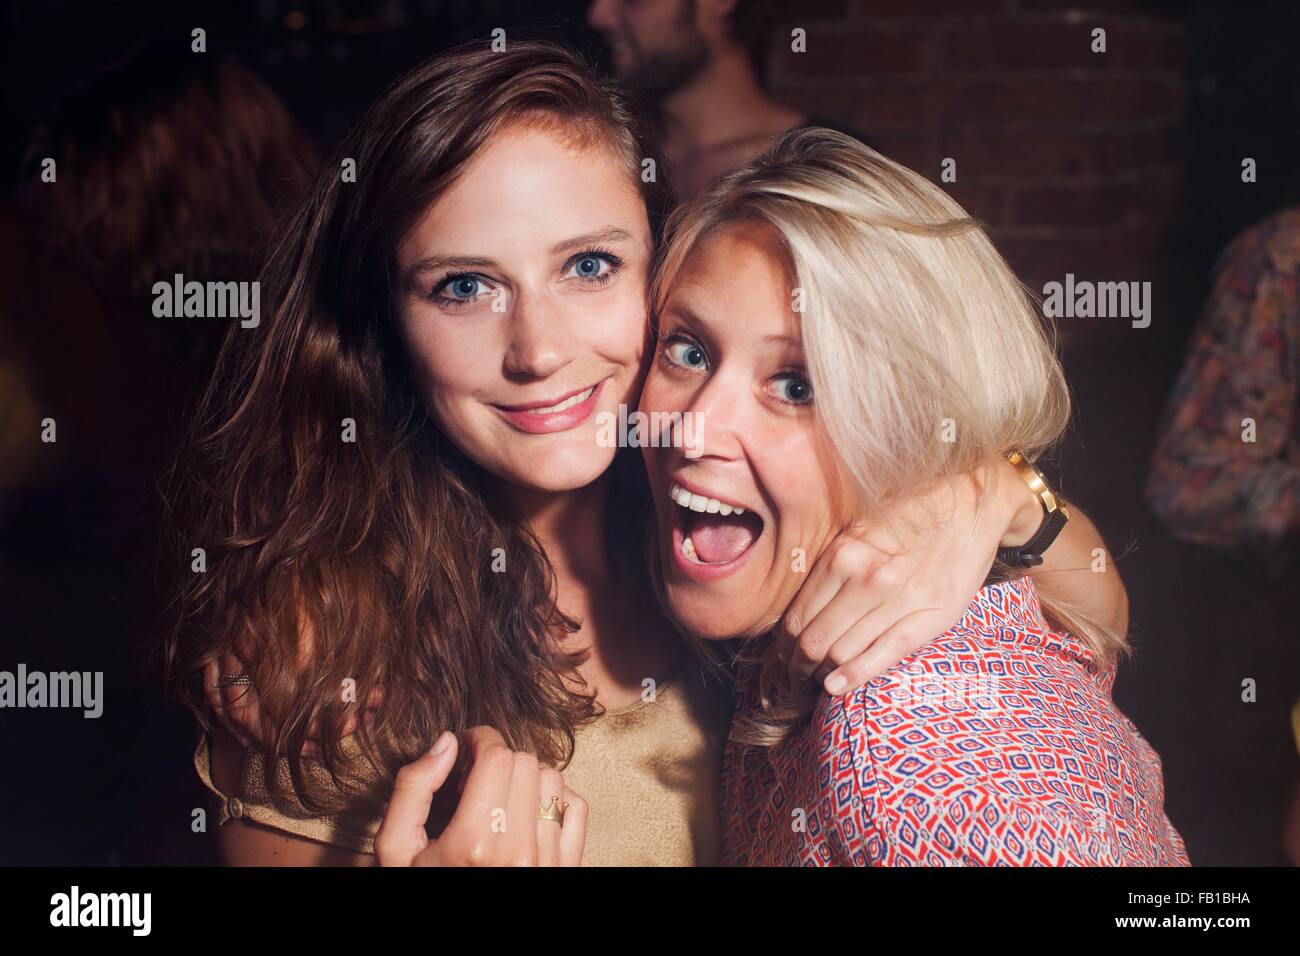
[492,380,604,435]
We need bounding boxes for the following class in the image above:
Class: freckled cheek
[401,322,503,429]
[584,284,649,370]
[640,372,697,425]
[754,432,837,558]
[425,385,493,452]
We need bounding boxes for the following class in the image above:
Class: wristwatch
[987,451,1070,582]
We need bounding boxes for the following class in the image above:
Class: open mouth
[667,480,765,574]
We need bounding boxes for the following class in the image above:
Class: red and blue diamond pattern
[721,577,1190,866]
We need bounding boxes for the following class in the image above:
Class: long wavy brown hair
[162,40,668,810]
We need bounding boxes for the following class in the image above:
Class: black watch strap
[984,508,1070,586]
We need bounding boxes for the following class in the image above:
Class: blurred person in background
[7,40,316,488]
[1146,207,1300,864]
[0,39,315,864]
[587,0,871,198]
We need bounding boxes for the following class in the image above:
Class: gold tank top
[194,655,732,866]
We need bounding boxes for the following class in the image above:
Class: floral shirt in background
[1146,208,1300,556]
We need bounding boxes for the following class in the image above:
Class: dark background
[0,0,1296,865]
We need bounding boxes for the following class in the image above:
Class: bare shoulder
[208,728,374,867]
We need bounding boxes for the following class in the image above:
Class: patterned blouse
[1146,208,1300,555]
[720,577,1189,866]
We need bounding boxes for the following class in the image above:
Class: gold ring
[537,795,568,825]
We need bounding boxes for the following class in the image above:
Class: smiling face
[640,219,853,640]
[394,122,652,493]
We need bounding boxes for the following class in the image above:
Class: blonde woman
[638,128,1189,865]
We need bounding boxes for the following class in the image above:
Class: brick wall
[765,0,1187,334]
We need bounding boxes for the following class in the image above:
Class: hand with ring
[202,651,382,755]
[375,726,588,867]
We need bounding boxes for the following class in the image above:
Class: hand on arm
[779,456,1127,695]
[202,653,382,755]
[209,724,588,866]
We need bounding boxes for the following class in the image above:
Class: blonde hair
[650,128,1126,744]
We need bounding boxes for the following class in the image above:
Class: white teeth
[668,482,747,518]
[681,536,699,562]
[527,385,594,415]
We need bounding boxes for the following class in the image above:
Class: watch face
[1032,466,1066,515]
[1012,456,1057,512]
[1009,450,1067,516]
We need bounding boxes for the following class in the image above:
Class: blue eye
[574,255,604,277]
[771,373,813,405]
[664,337,708,371]
[450,276,479,298]
[431,273,489,305]
[565,251,620,283]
